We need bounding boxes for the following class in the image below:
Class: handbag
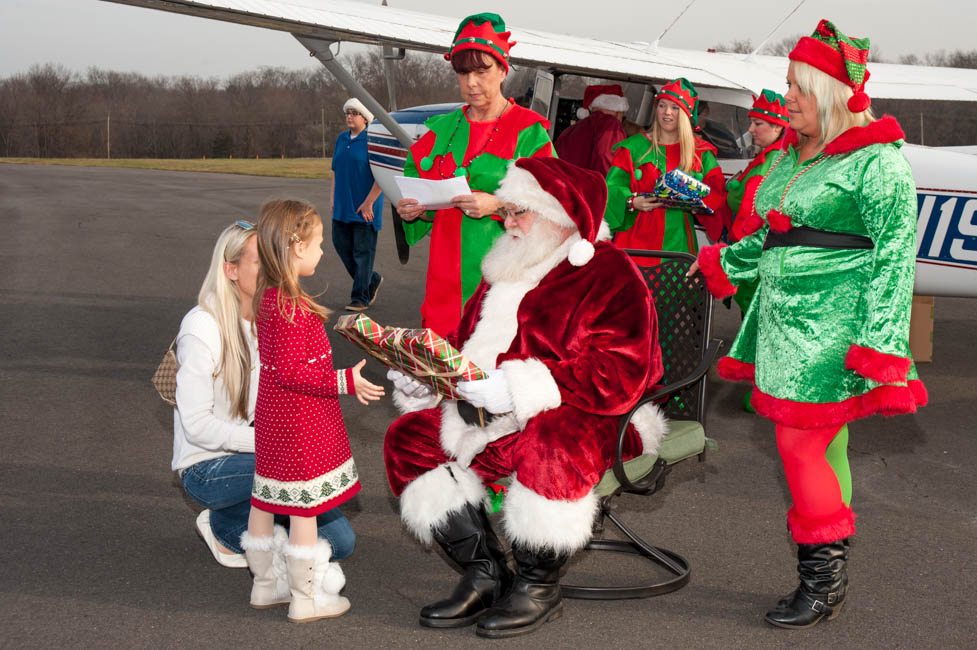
[151,338,179,406]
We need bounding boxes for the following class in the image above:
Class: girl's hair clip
[235,220,255,230]
[289,231,302,243]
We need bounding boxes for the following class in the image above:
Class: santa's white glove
[387,368,432,398]
[456,369,513,415]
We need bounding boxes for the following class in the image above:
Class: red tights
[775,423,854,543]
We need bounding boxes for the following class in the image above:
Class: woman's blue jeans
[181,453,355,558]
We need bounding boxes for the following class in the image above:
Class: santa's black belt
[457,399,500,427]
[763,225,874,250]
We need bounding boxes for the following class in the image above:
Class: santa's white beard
[482,220,569,284]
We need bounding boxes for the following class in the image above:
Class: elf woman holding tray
[395,13,554,337]
[604,77,730,266]
[691,20,927,629]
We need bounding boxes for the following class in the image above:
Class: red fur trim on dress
[751,379,927,429]
[766,209,792,232]
[787,505,856,544]
[910,378,929,407]
[717,356,755,382]
[697,244,737,299]
[733,211,765,240]
[779,117,903,156]
[845,345,911,384]
[824,115,905,156]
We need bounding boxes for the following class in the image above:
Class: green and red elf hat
[749,89,789,127]
[789,19,872,113]
[655,77,699,127]
[444,13,516,72]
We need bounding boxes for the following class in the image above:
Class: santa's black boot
[764,539,849,629]
[419,503,512,628]
[475,543,567,639]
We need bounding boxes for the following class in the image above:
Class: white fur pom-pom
[576,107,590,120]
[323,562,346,594]
[568,239,595,266]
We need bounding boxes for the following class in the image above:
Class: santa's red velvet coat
[384,234,666,553]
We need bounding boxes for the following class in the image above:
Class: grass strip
[0,157,333,179]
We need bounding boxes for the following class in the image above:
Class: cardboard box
[909,295,934,363]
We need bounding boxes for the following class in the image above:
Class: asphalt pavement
[1,163,974,649]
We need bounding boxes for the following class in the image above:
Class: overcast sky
[2,0,975,78]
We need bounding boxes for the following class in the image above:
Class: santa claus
[554,84,629,176]
[383,157,668,638]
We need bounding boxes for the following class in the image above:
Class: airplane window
[700,103,751,159]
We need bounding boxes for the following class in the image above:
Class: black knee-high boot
[419,503,512,628]
[475,543,568,639]
[765,539,849,629]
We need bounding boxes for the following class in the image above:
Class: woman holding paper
[604,77,730,267]
[395,12,554,336]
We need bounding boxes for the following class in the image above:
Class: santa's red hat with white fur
[495,157,611,267]
[576,84,629,120]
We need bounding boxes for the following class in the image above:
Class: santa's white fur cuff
[630,402,669,455]
[499,357,562,428]
[399,462,486,544]
[502,477,598,554]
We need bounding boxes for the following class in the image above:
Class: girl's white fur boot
[284,539,351,623]
[240,525,290,609]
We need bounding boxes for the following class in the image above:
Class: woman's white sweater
[171,306,259,472]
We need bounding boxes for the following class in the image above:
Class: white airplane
[101,0,977,298]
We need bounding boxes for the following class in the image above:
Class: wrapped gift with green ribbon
[334,314,487,401]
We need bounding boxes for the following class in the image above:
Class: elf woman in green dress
[395,13,554,337]
[691,20,927,629]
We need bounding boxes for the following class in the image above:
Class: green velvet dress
[697,117,927,429]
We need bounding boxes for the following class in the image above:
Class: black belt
[457,400,500,427]
[763,225,873,251]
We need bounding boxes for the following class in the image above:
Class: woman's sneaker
[196,510,248,568]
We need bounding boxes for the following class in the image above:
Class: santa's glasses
[497,207,529,220]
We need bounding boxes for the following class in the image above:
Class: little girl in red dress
[239,198,384,623]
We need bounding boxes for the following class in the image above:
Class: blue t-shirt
[331,129,383,231]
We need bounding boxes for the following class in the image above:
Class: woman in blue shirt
[332,98,384,311]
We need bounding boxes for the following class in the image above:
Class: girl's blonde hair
[197,222,256,421]
[252,198,331,325]
[646,99,698,172]
[790,60,875,146]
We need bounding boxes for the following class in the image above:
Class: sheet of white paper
[394,175,472,211]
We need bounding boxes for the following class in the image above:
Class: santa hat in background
[655,77,700,127]
[496,157,610,267]
[342,97,374,123]
[748,89,789,127]
[576,84,629,120]
[444,12,516,72]
[789,19,872,113]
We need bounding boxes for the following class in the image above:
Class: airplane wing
[101,0,977,104]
